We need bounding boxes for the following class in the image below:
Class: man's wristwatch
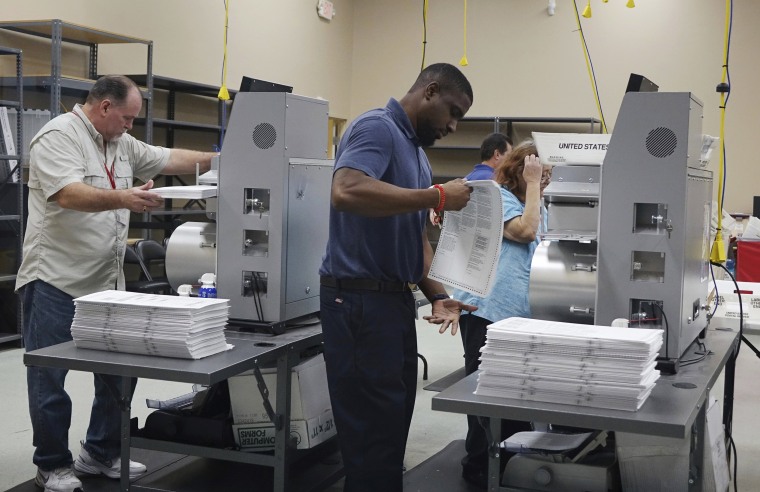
[430,293,450,302]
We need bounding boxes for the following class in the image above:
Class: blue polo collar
[386,98,420,145]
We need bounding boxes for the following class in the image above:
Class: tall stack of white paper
[71,290,232,359]
[475,317,663,411]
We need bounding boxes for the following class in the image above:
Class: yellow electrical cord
[421,0,429,71]
[573,3,607,133]
[460,0,468,66]
[217,0,231,101]
[710,0,732,263]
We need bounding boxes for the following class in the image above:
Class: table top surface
[23,324,323,385]
[433,327,739,439]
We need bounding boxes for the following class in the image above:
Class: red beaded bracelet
[433,184,446,213]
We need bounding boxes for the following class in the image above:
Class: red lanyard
[102,149,116,189]
[72,111,116,189]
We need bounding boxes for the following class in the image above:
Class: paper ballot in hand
[428,180,503,297]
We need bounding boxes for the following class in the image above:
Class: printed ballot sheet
[428,180,502,297]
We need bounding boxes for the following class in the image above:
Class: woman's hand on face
[522,154,542,184]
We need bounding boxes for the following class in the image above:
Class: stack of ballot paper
[151,185,217,199]
[71,290,232,359]
[475,317,663,411]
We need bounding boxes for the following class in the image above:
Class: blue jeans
[22,280,137,470]
[320,285,417,492]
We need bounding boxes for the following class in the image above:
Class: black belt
[320,276,413,292]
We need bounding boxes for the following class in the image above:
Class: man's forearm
[163,149,217,175]
[52,182,125,212]
[418,277,449,302]
[331,168,439,217]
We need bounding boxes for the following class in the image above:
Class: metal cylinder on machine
[165,222,217,292]
[529,240,598,324]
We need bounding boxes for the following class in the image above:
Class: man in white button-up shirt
[15,75,216,492]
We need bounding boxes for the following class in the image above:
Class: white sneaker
[34,466,83,492]
[73,443,147,479]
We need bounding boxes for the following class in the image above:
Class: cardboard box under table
[229,353,336,450]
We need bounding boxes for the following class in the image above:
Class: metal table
[432,327,740,492]
[24,325,340,492]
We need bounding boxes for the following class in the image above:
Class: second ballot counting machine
[165,91,333,332]
[530,91,714,372]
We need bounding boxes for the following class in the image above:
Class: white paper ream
[151,185,218,199]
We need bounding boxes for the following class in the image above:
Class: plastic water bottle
[198,273,217,298]
[725,259,736,278]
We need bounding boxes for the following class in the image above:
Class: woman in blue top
[453,139,552,487]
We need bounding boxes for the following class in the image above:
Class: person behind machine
[319,62,479,492]
[15,74,217,492]
[453,139,551,488]
[465,132,513,181]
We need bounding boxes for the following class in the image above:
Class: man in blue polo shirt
[319,63,478,491]
[465,132,513,181]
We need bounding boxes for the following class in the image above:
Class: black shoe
[461,467,488,490]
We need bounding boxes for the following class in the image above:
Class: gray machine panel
[595,92,712,361]
[543,165,600,240]
[284,95,331,159]
[216,92,331,327]
[285,160,332,310]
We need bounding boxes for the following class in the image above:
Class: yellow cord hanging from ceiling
[420,0,429,71]
[573,2,607,132]
[217,0,231,101]
[460,0,469,66]
[710,0,732,263]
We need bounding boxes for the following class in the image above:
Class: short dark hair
[480,133,512,161]
[412,63,473,103]
[86,75,139,105]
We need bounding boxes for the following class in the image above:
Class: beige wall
[0,0,355,117]
[1,0,758,212]
[349,0,759,214]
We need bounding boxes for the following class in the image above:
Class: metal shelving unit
[0,19,154,141]
[0,20,154,339]
[124,74,235,239]
[0,46,23,344]
[126,74,235,147]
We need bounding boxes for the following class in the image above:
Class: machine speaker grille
[252,123,277,149]
[645,127,677,158]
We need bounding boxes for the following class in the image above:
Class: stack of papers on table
[151,185,217,199]
[71,290,232,359]
[475,317,663,411]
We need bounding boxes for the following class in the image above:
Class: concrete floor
[1,306,759,491]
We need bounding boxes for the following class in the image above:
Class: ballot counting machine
[512,92,715,491]
[530,91,714,373]
[164,92,333,332]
